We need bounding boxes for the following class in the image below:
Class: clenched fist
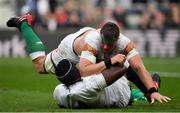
[111,54,126,66]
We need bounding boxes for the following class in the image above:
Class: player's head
[100,22,119,53]
[55,59,81,86]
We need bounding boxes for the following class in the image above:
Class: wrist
[148,87,158,94]
[104,58,112,69]
[145,87,158,102]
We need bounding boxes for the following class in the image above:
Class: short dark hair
[100,22,120,44]
[55,59,81,86]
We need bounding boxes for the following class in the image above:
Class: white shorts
[53,74,130,108]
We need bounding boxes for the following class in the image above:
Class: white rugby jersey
[53,75,130,108]
[81,31,138,63]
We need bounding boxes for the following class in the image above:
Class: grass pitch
[0,57,180,112]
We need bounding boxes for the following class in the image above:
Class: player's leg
[7,14,46,73]
[126,66,148,93]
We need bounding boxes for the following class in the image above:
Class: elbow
[79,67,92,77]
[79,68,86,77]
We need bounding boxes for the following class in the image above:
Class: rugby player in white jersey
[53,59,131,108]
[7,14,170,104]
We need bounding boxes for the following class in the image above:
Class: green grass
[0,57,180,112]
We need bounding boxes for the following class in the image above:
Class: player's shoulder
[116,33,131,50]
[84,28,101,50]
[85,28,101,40]
[87,29,100,35]
[119,33,129,39]
[80,27,96,31]
[118,33,130,42]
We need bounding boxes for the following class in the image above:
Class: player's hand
[111,54,125,66]
[150,92,171,104]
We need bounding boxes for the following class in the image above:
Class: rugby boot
[7,13,32,31]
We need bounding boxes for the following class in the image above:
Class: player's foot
[152,73,161,89]
[130,88,147,102]
[6,14,32,30]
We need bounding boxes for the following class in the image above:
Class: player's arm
[124,41,171,103]
[124,42,155,89]
[79,30,125,76]
[79,43,126,76]
[79,43,107,76]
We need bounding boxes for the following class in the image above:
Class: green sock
[130,89,147,101]
[21,22,45,60]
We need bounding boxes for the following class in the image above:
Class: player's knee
[33,57,46,74]
[35,62,45,74]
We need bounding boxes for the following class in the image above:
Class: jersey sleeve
[118,33,131,50]
[80,31,101,63]
[118,33,139,60]
[84,31,101,50]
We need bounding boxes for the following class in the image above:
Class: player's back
[57,27,96,63]
[73,27,99,56]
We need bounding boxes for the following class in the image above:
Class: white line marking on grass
[150,71,180,78]
[150,61,180,65]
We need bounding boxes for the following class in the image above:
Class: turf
[0,57,180,112]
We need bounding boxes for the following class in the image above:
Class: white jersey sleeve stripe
[80,51,96,63]
[126,48,139,60]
